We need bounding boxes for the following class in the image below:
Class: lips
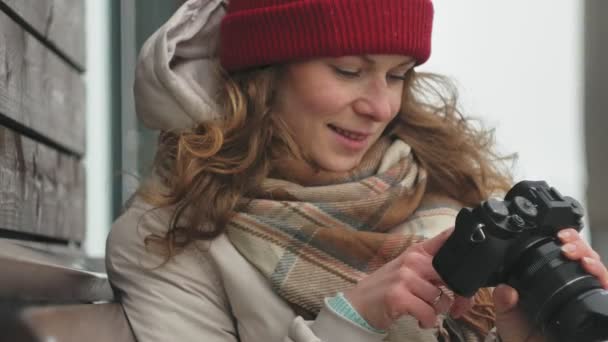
[327,124,370,141]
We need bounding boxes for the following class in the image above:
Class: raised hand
[344,228,471,330]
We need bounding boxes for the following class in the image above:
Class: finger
[556,228,580,244]
[419,227,454,256]
[493,284,519,315]
[432,290,453,314]
[582,257,608,289]
[396,292,438,329]
[399,267,442,304]
[560,236,608,289]
[398,249,444,283]
[561,239,601,261]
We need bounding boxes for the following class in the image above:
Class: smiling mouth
[328,124,369,141]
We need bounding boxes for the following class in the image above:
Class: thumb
[493,284,519,314]
[421,227,454,256]
[493,284,541,341]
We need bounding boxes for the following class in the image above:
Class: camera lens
[548,289,608,341]
[507,238,608,342]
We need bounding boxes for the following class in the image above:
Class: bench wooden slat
[1,303,135,342]
[0,0,85,69]
[0,9,85,155]
[0,239,113,303]
[0,127,85,242]
[21,304,135,342]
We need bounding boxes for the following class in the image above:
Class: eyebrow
[360,55,415,68]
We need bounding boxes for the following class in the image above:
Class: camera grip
[433,209,508,297]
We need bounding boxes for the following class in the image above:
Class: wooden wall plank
[0,9,85,155]
[0,126,85,242]
[0,0,85,69]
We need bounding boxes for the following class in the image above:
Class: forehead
[286,54,415,71]
[333,54,416,66]
[281,54,415,80]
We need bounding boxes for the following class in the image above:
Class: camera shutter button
[508,214,526,230]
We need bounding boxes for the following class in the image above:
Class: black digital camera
[433,180,608,341]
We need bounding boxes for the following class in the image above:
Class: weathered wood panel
[0,9,85,155]
[0,0,85,69]
[0,126,85,242]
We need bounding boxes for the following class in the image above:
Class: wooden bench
[0,1,135,340]
[0,239,135,342]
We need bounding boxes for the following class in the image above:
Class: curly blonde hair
[138,65,514,256]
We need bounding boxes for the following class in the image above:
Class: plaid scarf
[226,138,494,341]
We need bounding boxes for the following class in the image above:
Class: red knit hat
[220,0,434,72]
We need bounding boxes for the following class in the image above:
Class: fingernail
[562,244,577,253]
[558,230,571,239]
[583,257,596,265]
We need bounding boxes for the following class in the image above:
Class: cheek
[391,89,404,113]
[294,81,351,116]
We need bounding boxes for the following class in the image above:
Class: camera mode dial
[483,198,509,219]
[511,196,538,220]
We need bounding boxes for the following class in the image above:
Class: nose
[352,78,396,122]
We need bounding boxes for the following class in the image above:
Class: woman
[107,0,608,341]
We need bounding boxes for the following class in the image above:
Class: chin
[319,156,362,173]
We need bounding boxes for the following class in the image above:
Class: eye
[387,74,407,82]
[388,68,412,82]
[332,66,361,78]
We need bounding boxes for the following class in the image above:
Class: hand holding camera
[433,180,608,342]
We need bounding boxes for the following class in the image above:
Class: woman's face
[273,54,415,172]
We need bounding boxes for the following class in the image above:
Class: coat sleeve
[285,307,387,342]
[106,202,239,342]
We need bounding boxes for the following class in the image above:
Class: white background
[420,1,588,238]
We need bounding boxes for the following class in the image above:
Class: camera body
[433,180,608,341]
